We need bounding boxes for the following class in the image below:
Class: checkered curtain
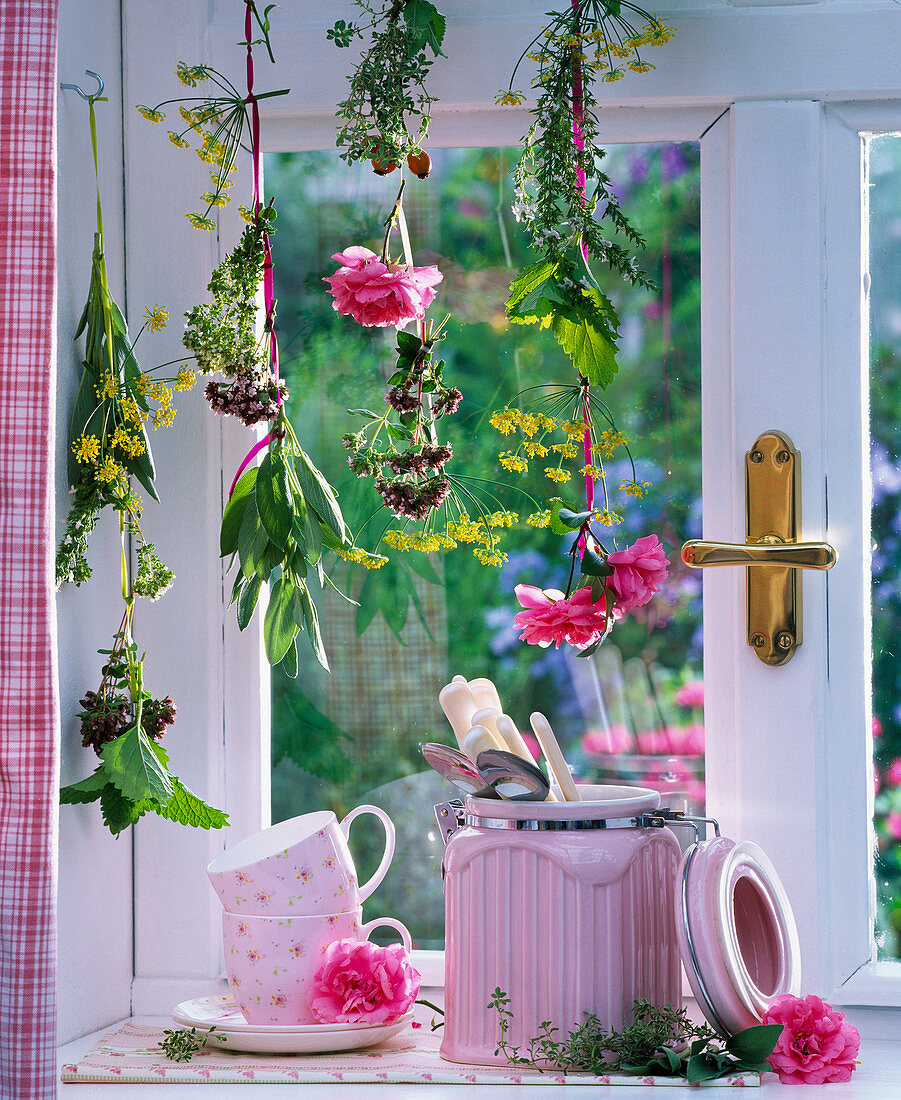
[0,2,60,1097]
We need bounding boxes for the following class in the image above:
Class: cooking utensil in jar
[469,707,505,745]
[462,724,504,764]
[468,677,503,713]
[529,712,581,802]
[495,714,558,801]
[438,682,480,748]
[475,749,551,801]
[421,742,500,799]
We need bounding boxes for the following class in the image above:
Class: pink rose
[888,758,901,786]
[885,811,901,840]
[306,938,421,1025]
[582,724,632,755]
[762,994,860,1085]
[323,246,443,328]
[513,584,616,650]
[606,534,669,613]
[673,679,704,709]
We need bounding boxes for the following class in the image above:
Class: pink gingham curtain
[0,2,60,1098]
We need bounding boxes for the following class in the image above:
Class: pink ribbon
[228,2,281,499]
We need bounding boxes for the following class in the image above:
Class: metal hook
[60,70,104,101]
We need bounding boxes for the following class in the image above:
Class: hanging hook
[60,70,104,101]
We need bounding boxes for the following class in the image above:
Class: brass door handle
[682,538,837,571]
[680,430,836,666]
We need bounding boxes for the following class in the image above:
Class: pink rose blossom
[306,938,421,1025]
[582,724,633,756]
[885,811,901,840]
[513,584,616,650]
[873,716,883,738]
[673,680,704,709]
[323,246,442,329]
[888,758,901,786]
[761,994,860,1085]
[607,534,669,613]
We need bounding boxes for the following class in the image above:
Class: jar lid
[676,837,801,1037]
[464,784,661,823]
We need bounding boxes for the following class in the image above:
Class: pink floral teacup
[222,908,412,1025]
[207,805,395,917]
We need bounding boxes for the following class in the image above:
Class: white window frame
[110,0,901,1025]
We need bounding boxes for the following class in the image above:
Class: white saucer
[172,994,414,1054]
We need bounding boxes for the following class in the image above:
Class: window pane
[267,145,702,948]
[869,133,901,960]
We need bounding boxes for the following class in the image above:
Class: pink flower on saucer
[607,534,669,613]
[513,584,614,650]
[762,994,860,1085]
[323,247,442,329]
[234,870,251,884]
[306,939,421,1025]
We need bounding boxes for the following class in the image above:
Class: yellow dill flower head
[474,548,508,567]
[645,19,675,45]
[519,413,540,437]
[445,514,486,544]
[629,60,654,74]
[72,434,100,464]
[136,105,165,123]
[494,89,527,106]
[551,442,579,459]
[562,420,586,438]
[527,510,551,528]
[382,530,413,551]
[336,547,388,569]
[545,467,572,483]
[490,408,520,435]
[167,131,191,149]
[186,212,216,231]
[122,396,146,426]
[101,370,119,400]
[486,510,518,529]
[176,61,209,87]
[175,366,196,391]
[214,173,234,188]
[143,304,168,333]
[594,509,623,526]
[200,191,229,208]
[95,456,123,483]
[109,426,144,458]
[499,451,528,474]
[579,465,603,479]
[152,405,176,430]
[523,442,549,458]
[620,479,652,498]
[238,204,256,224]
[598,429,628,456]
[538,415,558,430]
[603,68,626,82]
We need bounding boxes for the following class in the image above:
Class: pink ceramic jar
[440,785,682,1065]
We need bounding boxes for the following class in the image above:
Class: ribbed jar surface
[440,817,681,1066]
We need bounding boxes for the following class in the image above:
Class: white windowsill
[59,1018,901,1097]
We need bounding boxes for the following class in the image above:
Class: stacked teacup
[207,805,411,1025]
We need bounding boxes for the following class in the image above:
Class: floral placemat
[61,1021,759,1086]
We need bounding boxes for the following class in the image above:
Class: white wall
[56,0,134,1043]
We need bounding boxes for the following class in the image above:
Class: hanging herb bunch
[328,0,447,172]
[58,93,226,835]
[499,0,674,383]
[483,1,676,656]
[139,1,377,677]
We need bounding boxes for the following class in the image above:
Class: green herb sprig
[498,2,675,384]
[489,990,782,1082]
[159,1026,226,1062]
[328,0,447,167]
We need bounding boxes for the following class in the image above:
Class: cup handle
[340,804,396,904]
[360,916,412,954]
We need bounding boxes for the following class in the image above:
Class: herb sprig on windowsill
[489,989,782,1083]
[159,1026,226,1062]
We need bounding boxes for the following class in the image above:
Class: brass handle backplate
[681,430,837,666]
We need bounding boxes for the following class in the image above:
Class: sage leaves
[222,433,351,675]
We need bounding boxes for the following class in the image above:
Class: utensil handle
[340,804,396,903]
[467,677,503,712]
[438,682,478,748]
[496,714,558,801]
[530,712,581,802]
[461,725,502,763]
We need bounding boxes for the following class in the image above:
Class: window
[266,143,702,950]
